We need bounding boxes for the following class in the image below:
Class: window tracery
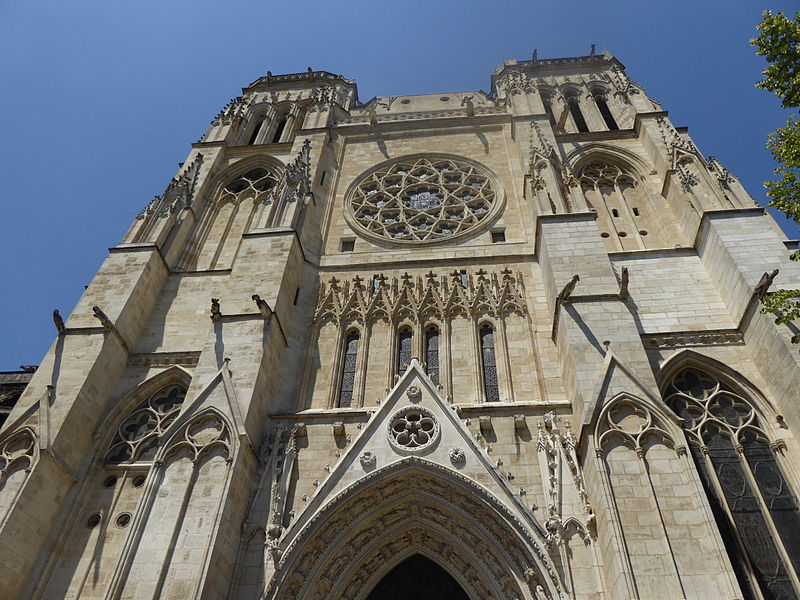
[106,385,186,464]
[480,324,499,402]
[425,326,440,384]
[338,331,360,408]
[388,407,439,451]
[397,328,413,376]
[346,156,500,245]
[579,161,654,250]
[665,368,800,598]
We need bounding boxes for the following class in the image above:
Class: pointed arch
[593,392,682,455]
[159,406,233,464]
[657,351,800,598]
[268,457,564,600]
[657,349,780,423]
[180,156,285,270]
[95,366,192,446]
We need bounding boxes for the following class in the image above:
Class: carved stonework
[0,427,37,481]
[498,70,536,95]
[137,154,204,220]
[388,407,438,452]
[314,268,527,327]
[267,460,561,600]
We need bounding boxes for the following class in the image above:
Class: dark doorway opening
[366,554,471,600]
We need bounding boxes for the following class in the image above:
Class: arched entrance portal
[267,458,563,600]
[366,554,470,600]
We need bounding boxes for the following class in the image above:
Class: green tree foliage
[752,10,800,342]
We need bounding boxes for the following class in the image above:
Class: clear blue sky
[1,1,797,370]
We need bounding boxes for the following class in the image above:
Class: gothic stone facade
[1,51,800,600]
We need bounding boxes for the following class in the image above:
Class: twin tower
[1,51,799,600]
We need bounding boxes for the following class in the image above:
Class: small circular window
[388,406,439,452]
[86,513,102,529]
[345,155,502,246]
[116,513,132,528]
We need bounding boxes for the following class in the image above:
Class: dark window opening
[633,207,640,216]
[248,119,264,145]
[425,326,440,384]
[593,91,619,130]
[459,269,468,289]
[566,95,589,133]
[341,239,354,252]
[397,329,413,375]
[272,116,288,143]
[612,208,619,217]
[491,230,506,243]
[366,555,470,600]
[666,368,800,600]
[338,332,359,408]
[293,287,300,305]
[541,94,557,127]
[480,324,499,402]
[320,171,326,186]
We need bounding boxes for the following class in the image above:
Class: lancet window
[578,161,653,251]
[479,324,499,402]
[539,89,557,127]
[106,385,187,464]
[271,115,288,143]
[565,91,589,133]
[247,117,265,145]
[591,88,618,130]
[425,326,440,384]
[338,331,360,408]
[665,368,800,599]
[397,328,413,376]
[182,167,278,270]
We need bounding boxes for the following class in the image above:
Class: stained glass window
[480,324,499,402]
[339,331,359,408]
[665,368,800,599]
[425,326,440,384]
[397,328,413,376]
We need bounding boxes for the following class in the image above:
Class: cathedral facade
[1,50,800,600]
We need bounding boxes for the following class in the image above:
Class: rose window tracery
[388,407,439,451]
[106,385,186,464]
[347,156,500,244]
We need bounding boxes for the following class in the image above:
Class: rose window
[346,156,500,244]
[388,407,439,451]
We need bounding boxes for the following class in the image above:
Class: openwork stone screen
[388,407,439,451]
[106,385,186,464]
[220,167,276,202]
[346,156,500,245]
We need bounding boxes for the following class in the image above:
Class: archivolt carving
[0,427,37,482]
[314,268,527,326]
[161,410,232,463]
[267,459,563,600]
[596,396,677,457]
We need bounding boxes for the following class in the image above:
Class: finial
[590,44,596,57]
[531,49,538,62]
